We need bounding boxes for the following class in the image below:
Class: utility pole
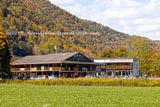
[30,64,31,78]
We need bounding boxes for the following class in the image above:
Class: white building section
[94,59,133,63]
[94,58,140,78]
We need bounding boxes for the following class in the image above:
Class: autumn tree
[112,47,128,57]
[98,49,113,58]
[129,38,153,75]
[151,50,160,77]
[98,47,128,58]
[0,8,11,78]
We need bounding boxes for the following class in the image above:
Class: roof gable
[65,53,93,62]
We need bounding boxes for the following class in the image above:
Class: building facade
[11,52,97,78]
[11,52,140,78]
[94,58,140,77]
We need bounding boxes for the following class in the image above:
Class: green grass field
[0,84,160,107]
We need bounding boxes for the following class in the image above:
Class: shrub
[1,78,160,87]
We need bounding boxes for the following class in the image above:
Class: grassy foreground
[0,84,160,107]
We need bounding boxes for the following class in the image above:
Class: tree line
[98,37,160,76]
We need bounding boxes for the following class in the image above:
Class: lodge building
[11,52,98,78]
[11,52,140,78]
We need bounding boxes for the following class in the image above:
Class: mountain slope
[0,0,159,57]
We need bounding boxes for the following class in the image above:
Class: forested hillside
[0,0,159,58]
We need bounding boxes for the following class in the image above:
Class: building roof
[61,61,98,65]
[94,57,139,63]
[94,57,139,60]
[11,52,80,65]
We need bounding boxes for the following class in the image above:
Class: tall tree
[129,38,153,75]
[0,8,11,78]
[151,50,160,77]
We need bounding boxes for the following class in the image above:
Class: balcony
[61,67,96,72]
[105,65,132,70]
[12,67,61,72]
[12,66,96,72]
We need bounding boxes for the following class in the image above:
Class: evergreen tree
[0,8,11,79]
[0,29,12,78]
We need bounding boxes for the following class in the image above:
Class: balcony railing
[105,65,132,70]
[12,67,96,72]
[12,67,61,72]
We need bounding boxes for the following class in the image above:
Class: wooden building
[11,52,98,78]
[94,58,140,77]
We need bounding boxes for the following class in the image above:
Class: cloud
[92,0,160,40]
[61,3,87,18]
[49,0,75,6]
[49,0,160,40]
[49,0,87,19]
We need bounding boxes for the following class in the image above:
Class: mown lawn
[0,84,160,107]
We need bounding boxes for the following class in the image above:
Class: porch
[11,62,98,78]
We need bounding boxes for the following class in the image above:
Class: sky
[49,0,160,40]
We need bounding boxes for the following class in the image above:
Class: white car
[35,75,46,80]
[48,75,54,79]
[85,75,94,78]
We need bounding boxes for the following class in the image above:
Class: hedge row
[1,78,160,87]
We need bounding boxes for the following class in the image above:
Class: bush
[1,78,160,87]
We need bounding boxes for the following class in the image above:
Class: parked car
[103,75,109,78]
[121,75,130,79]
[120,76,124,79]
[30,76,34,80]
[48,75,54,79]
[18,75,23,79]
[85,75,94,78]
[13,76,18,80]
[144,75,148,78]
[54,75,59,79]
[35,75,46,80]
[136,75,142,79]
[22,76,27,80]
